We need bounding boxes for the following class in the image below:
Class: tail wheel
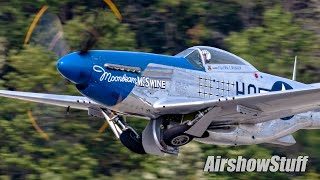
[120,129,146,154]
[163,124,193,147]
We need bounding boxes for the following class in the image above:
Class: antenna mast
[292,56,297,81]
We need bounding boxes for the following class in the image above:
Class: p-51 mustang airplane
[0,46,319,155]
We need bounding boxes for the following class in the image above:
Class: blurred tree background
[0,0,320,179]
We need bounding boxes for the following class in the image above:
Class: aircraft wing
[0,90,102,110]
[154,87,320,136]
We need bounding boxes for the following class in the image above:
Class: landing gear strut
[100,109,146,154]
[100,109,195,155]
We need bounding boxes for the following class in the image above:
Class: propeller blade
[27,111,49,141]
[81,0,122,55]
[103,0,122,22]
[25,1,123,57]
[24,4,49,45]
[79,28,100,55]
[97,95,122,135]
[24,5,70,58]
[98,121,109,134]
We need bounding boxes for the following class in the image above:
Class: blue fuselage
[57,50,203,105]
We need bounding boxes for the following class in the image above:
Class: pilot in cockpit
[201,49,211,63]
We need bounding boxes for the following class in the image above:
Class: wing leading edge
[0,90,102,110]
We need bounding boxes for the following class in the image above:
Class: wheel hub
[171,135,190,146]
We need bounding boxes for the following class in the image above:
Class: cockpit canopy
[175,46,257,72]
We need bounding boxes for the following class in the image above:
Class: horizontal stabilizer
[268,135,296,146]
[311,83,320,88]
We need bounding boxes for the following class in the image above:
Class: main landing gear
[100,109,195,155]
[163,124,193,147]
[100,109,146,154]
[120,129,145,154]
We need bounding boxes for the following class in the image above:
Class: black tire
[120,129,146,154]
[163,124,193,147]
